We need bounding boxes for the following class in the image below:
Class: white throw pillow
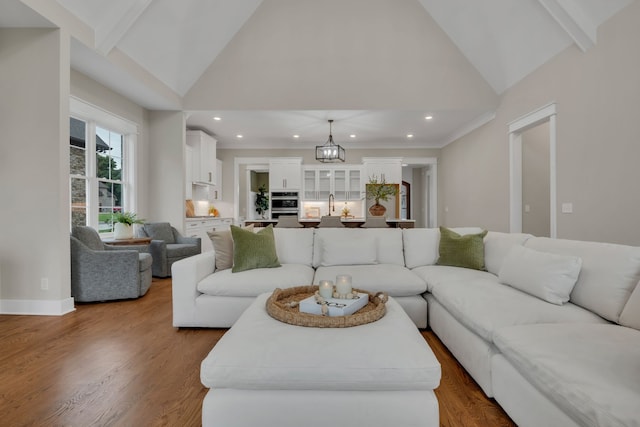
[320,235,377,266]
[498,245,582,305]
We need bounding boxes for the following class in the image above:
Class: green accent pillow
[436,227,488,270]
[230,224,281,273]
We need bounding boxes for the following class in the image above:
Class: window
[70,98,137,234]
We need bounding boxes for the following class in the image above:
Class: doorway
[522,122,550,237]
[509,103,557,238]
[234,158,269,222]
[401,158,437,228]
[401,181,411,220]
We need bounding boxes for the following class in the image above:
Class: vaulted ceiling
[1,0,632,148]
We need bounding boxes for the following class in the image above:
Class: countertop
[185,216,233,220]
[245,218,415,222]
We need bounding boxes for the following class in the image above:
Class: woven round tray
[266,285,388,328]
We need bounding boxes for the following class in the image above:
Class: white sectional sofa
[172,227,427,328]
[172,226,640,427]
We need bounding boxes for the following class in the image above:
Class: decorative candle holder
[318,280,334,299]
[335,274,352,298]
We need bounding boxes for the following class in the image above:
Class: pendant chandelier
[315,119,345,163]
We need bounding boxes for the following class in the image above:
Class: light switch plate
[561,203,573,213]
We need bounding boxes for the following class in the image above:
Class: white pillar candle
[335,274,352,296]
[318,280,334,299]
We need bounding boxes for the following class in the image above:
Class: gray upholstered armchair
[70,226,153,302]
[137,222,201,277]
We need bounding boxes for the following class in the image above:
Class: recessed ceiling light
[425,115,433,120]
[236,134,243,139]
[349,134,356,138]
[407,134,414,138]
[293,134,300,139]
[213,116,221,121]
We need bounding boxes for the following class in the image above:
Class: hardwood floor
[0,278,515,426]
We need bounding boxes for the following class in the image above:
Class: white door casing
[509,102,557,238]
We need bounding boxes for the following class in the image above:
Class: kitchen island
[244,218,415,228]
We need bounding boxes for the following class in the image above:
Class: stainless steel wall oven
[270,191,299,218]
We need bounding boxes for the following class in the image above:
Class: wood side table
[103,237,152,246]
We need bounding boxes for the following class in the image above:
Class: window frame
[70,97,138,237]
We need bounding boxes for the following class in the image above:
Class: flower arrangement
[341,203,351,218]
[110,211,144,240]
[366,176,398,217]
[111,211,145,225]
[366,175,398,204]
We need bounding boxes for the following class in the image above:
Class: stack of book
[299,293,369,317]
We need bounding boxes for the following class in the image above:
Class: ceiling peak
[95,0,153,56]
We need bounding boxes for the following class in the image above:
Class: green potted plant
[255,184,269,219]
[111,211,145,240]
[366,175,398,217]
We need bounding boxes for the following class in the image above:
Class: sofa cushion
[72,226,104,250]
[166,243,201,259]
[498,245,582,305]
[207,230,234,271]
[319,234,377,266]
[412,264,497,293]
[619,283,640,330]
[273,228,314,266]
[525,237,640,322]
[417,266,606,342]
[436,227,488,270]
[494,323,640,427]
[313,228,404,268]
[198,264,315,297]
[483,231,532,276]
[314,264,427,297]
[144,222,175,244]
[231,225,281,273]
[402,228,440,268]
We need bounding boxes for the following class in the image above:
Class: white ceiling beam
[95,0,153,56]
[536,0,596,52]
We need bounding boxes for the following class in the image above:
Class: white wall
[0,28,72,314]
[440,1,640,244]
[148,111,187,231]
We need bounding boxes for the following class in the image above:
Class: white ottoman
[200,293,441,427]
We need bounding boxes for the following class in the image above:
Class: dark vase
[368,203,386,217]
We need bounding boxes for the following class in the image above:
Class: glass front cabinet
[303,166,363,201]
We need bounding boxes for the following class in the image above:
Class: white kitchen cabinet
[303,165,363,201]
[187,130,217,185]
[303,166,332,200]
[333,166,363,200]
[363,158,402,184]
[269,158,302,190]
[185,217,233,252]
[211,159,223,200]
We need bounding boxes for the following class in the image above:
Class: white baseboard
[0,297,75,316]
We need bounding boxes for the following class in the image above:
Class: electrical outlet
[41,277,49,290]
[524,204,531,213]
[561,203,573,214]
